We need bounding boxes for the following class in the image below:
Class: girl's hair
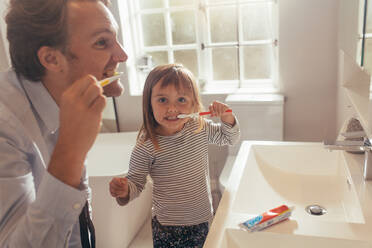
[138,64,204,149]
[6,0,110,82]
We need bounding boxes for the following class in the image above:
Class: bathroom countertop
[87,131,152,248]
[87,132,138,177]
[204,141,372,247]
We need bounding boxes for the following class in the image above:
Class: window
[119,0,278,95]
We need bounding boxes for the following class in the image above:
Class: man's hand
[48,75,106,188]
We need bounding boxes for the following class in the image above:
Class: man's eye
[95,38,108,48]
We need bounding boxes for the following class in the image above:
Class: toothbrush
[98,72,123,87]
[177,109,232,119]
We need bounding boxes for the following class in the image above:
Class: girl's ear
[37,46,66,72]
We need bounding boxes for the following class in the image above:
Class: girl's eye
[178,97,187,103]
[158,97,167,103]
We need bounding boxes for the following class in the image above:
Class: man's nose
[113,42,128,62]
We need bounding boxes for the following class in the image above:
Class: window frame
[119,0,279,95]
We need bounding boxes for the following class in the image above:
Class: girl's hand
[109,177,129,199]
[208,100,235,126]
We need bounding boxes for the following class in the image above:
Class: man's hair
[5,0,109,82]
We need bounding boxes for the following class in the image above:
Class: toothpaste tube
[239,205,293,232]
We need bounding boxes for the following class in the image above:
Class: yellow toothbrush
[99,72,123,87]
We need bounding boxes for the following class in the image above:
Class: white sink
[204,141,372,248]
[221,228,372,248]
[233,143,365,224]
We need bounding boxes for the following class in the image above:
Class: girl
[109,64,240,247]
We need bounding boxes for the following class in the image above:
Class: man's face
[64,1,127,97]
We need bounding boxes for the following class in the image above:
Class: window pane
[174,50,199,77]
[148,51,168,66]
[212,48,238,80]
[243,45,272,79]
[363,39,372,74]
[210,6,237,43]
[139,0,164,9]
[171,11,196,45]
[141,14,166,46]
[242,3,273,41]
[169,0,195,7]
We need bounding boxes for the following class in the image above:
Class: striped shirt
[126,118,240,226]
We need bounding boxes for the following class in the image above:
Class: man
[0,0,127,247]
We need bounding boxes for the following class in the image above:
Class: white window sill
[128,81,280,96]
[201,81,280,95]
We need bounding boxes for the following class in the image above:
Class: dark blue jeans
[151,216,209,248]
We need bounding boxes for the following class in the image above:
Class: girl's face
[151,81,195,136]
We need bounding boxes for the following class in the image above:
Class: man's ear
[37,46,65,72]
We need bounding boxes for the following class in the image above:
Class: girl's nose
[167,103,178,113]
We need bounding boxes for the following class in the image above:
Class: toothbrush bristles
[177,113,200,119]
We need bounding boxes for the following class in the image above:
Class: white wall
[0,0,10,71]
[278,0,338,141]
[336,0,361,136]
[116,0,340,142]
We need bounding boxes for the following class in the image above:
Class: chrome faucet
[324,131,372,180]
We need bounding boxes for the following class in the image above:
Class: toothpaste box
[239,205,293,232]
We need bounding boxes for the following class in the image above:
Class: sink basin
[221,229,372,248]
[232,143,365,224]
